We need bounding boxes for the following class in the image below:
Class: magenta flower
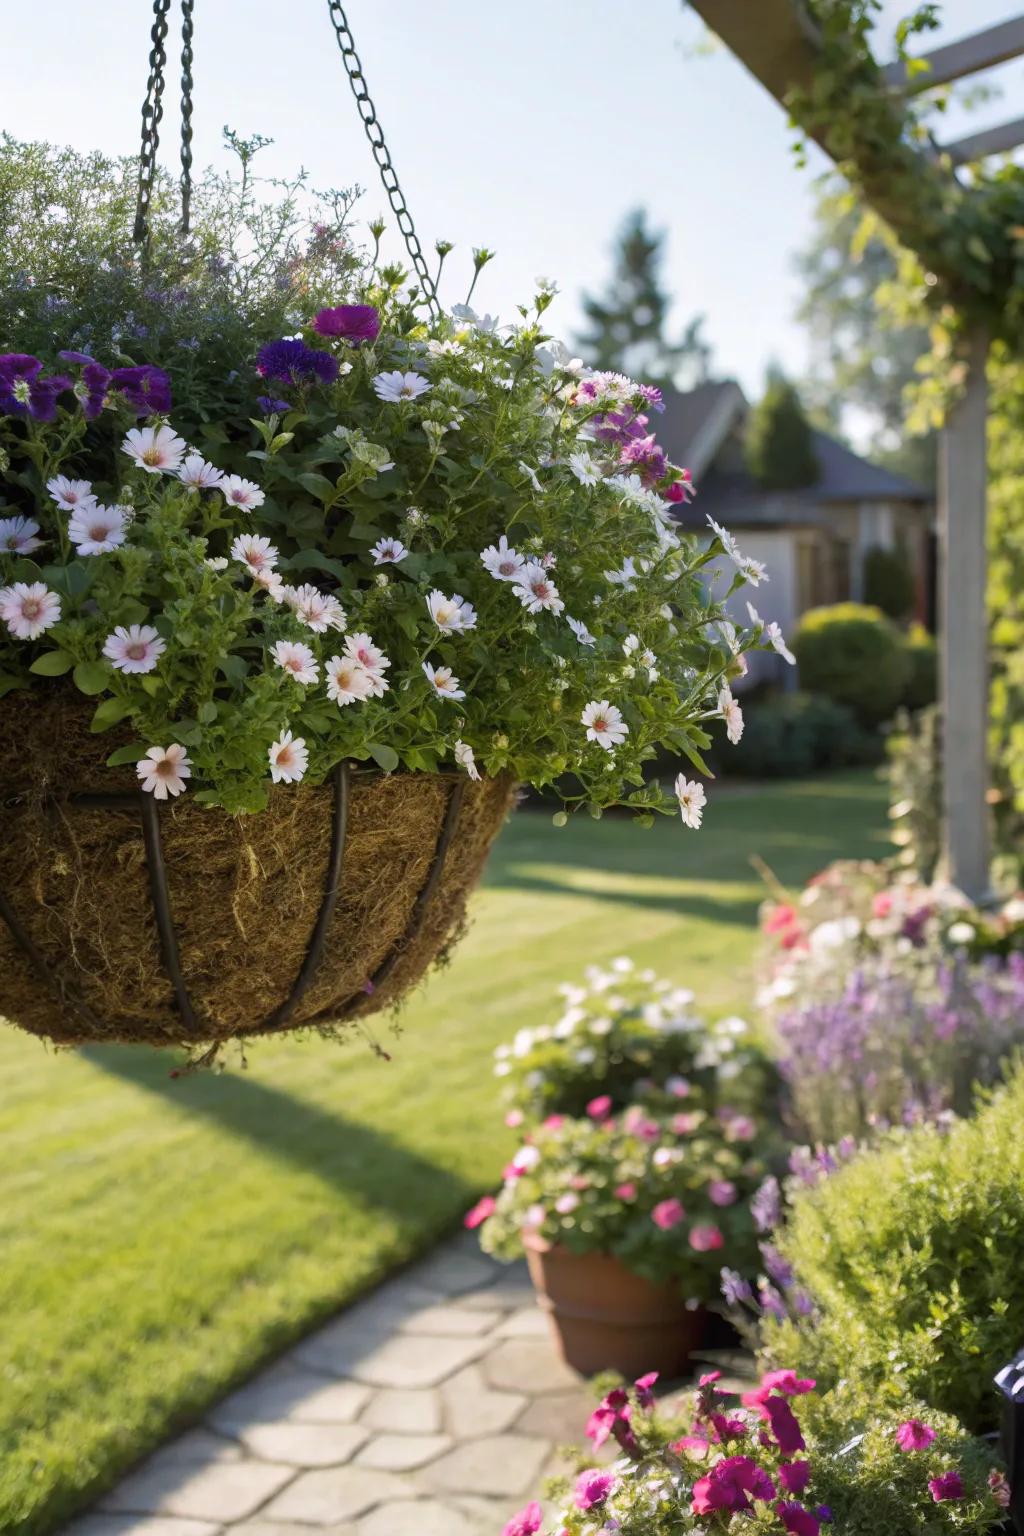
[503,1500,543,1536]
[760,1370,816,1398]
[312,303,380,343]
[634,1371,658,1408]
[689,1224,725,1252]
[778,1460,812,1494]
[692,1455,775,1514]
[619,432,669,486]
[763,1395,806,1456]
[709,1180,738,1206]
[463,1195,496,1230]
[895,1418,936,1452]
[929,1472,965,1503]
[586,1093,612,1121]
[652,1198,685,1230]
[614,1182,637,1201]
[574,1468,616,1511]
[777,1500,821,1536]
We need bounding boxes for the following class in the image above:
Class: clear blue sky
[2,0,1020,397]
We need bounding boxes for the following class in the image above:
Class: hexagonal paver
[484,1339,580,1396]
[358,1499,486,1536]
[239,1421,369,1467]
[404,1250,499,1297]
[100,1459,295,1522]
[400,1303,502,1337]
[356,1432,453,1471]
[495,1308,549,1339]
[458,1265,533,1311]
[272,1378,373,1425]
[514,1390,593,1441]
[361,1388,442,1435]
[232,1524,357,1536]
[292,1283,442,1374]
[419,1435,551,1499]
[209,1367,366,1435]
[440,1364,527,1439]
[262,1467,413,1524]
[65,1519,222,1536]
[342,1333,488,1389]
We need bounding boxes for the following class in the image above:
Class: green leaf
[73,660,111,696]
[368,743,399,774]
[90,697,134,732]
[106,743,147,767]
[217,654,250,685]
[29,649,74,677]
[297,471,338,503]
[198,700,218,724]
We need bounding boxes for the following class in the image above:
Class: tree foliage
[744,370,819,490]
[576,208,711,390]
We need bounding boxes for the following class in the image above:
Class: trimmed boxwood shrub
[763,1060,1024,1433]
[793,603,911,726]
[725,691,882,777]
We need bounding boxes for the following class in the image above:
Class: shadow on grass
[487,870,762,926]
[82,1045,474,1219]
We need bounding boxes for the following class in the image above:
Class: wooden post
[939,326,990,900]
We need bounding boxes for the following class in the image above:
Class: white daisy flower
[0,515,43,554]
[427,338,463,357]
[221,475,265,511]
[623,634,640,656]
[373,370,431,403]
[284,583,347,633]
[205,556,229,571]
[675,774,706,829]
[512,561,564,615]
[454,739,481,781]
[605,556,638,588]
[568,451,601,486]
[252,568,286,602]
[718,686,744,744]
[68,503,128,556]
[230,534,279,575]
[423,662,465,701]
[746,602,795,664]
[136,744,191,800]
[581,699,628,751]
[325,654,373,705]
[480,535,525,582]
[371,537,408,565]
[343,632,391,697]
[567,615,596,647]
[103,623,166,674]
[640,647,658,680]
[268,729,308,785]
[427,589,477,634]
[121,424,187,475]
[271,639,319,686]
[178,454,224,490]
[0,581,61,640]
[707,516,738,560]
[738,555,769,587]
[47,476,96,513]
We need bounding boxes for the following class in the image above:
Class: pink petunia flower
[929,1472,965,1503]
[503,1501,543,1536]
[614,1183,637,1201]
[652,1198,686,1231]
[709,1180,738,1207]
[777,1500,821,1536]
[779,1461,812,1495]
[689,1224,725,1252]
[464,1196,496,1230]
[760,1370,816,1398]
[574,1469,616,1511]
[895,1419,936,1452]
[586,1094,613,1121]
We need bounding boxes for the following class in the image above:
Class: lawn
[0,770,889,1534]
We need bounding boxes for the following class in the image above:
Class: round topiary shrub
[793,603,911,726]
[762,1060,1024,1433]
[725,691,882,777]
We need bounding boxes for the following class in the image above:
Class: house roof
[656,380,932,521]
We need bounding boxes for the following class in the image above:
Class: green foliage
[805,1381,1004,1536]
[763,1060,1024,1432]
[794,603,910,726]
[888,704,943,881]
[903,622,938,711]
[494,958,772,1122]
[987,347,1024,870]
[745,372,819,490]
[575,208,711,391]
[725,690,882,778]
[863,543,915,619]
[477,1107,767,1297]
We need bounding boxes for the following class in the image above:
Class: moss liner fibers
[0,690,515,1048]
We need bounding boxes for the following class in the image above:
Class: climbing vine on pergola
[689,0,1024,899]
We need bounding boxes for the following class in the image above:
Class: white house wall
[705,531,798,691]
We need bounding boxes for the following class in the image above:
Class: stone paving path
[64,1234,595,1536]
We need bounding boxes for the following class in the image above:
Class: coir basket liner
[0,691,515,1047]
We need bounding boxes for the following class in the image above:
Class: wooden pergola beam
[883,17,1024,95]
[943,116,1024,166]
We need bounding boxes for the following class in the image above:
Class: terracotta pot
[524,1236,707,1379]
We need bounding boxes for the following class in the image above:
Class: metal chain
[179,0,196,236]
[133,0,173,247]
[324,0,442,319]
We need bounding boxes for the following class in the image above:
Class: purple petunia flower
[0,354,70,421]
[110,364,172,416]
[574,1468,616,1510]
[60,353,112,420]
[929,1472,965,1503]
[312,303,380,343]
[256,337,339,387]
[257,395,291,415]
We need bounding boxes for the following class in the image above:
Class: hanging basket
[0,691,515,1048]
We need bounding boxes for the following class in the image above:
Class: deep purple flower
[0,355,70,421]
[760,1243,795,1288]
[619,432,669,486]
[312,303,380,343]
[574,1469,616,1511]
[779,1462,812,1495]
[257,395,291,415]
[591,408,649,446]
[777,1500,821,1536]
[929,1472,965,1503]
[763,1395,806,1456]
[637,382,664,412]
[110,365,172,416]
[60,353,112,419]
[256,337,339,387]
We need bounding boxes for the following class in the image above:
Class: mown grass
[0,770,889,1533]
